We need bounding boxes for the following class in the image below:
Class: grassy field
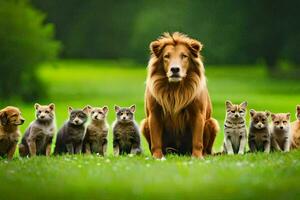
[1,60,300,199]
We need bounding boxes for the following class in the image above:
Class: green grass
[1,60,300,199]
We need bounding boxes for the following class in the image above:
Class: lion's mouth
[168,76,182,82]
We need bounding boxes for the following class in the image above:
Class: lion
[141,32,219,159]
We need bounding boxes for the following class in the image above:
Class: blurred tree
[30,0,300,77]
[0,0,60,102]
[31,0,141,59]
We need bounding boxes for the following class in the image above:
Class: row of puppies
[0,104,142,159]
[223,101,300,154]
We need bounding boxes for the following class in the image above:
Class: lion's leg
[149,115,164,159]
[203,118,219,155]
[141,118,151,150]
[192,113,205,159]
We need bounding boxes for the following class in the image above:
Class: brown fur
[0,106,25,159]
[291,105,300,149]
[141,32,219,159]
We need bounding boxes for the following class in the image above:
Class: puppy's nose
[74,119,79,123]
[171,67,180,73]
[235,114,239,118]
[40,116,45,119]
[122,117,126,120]
[21,119,25,124]
[280,126,283,129]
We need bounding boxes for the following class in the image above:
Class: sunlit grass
[1,60,300,199]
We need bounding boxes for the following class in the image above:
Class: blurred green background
[1,0,300,199]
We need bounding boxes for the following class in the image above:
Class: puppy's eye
[239,111,243,113]
[283,121,287,124]
[231,111,235,113]
[38,111,42,114]
[119,112,123,115]
[255,120,259,123]
[45,111,50,114]
[91,111,95,114]
[274,121,279,125]
[99,111,103,115]
[164,54,170,59]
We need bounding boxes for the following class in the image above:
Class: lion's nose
[171,67,180,73]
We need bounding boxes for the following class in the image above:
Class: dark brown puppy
[0,106,25,159]
[141,32,219,159]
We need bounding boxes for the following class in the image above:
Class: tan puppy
[82,106,109,155]
[270,113,291,152]
[291,105,300,149]
[0,106,25,159]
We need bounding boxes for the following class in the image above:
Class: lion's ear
[150,40,163,57]
[189,39,203,57]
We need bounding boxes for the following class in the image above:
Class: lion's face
[150,32,203,83]
[162,44,190,82]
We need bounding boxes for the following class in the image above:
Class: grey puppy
[223,100,247,155]
[19,103,56,157]
[248,109,271,153]
[54,106,90,155]
[112,105,142,156]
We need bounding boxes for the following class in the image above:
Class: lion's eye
[181,54,188,59]
[164,54,170,59]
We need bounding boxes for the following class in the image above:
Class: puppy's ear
[286,113,291,120]
[68,106,73,113]
[83,105,92,114]
[271,113,276,121]
[48,103,55,111]
[189,39,203,57]
[150,40,163,57]
[102,106,109,114]
[34,103,41,110]
[297,105,300,112]
[250,109,256,117]
[265,111,271,118]
[114,105,121,113]
[0,111,8,126]
[225,100,233,109]
[240,101,248,109]
[130,105,136,113]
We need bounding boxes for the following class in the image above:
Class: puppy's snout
[74,119,79,123]
[280,126,283,129]
[235,114,239,118]
[170,67,180,74]
[20,118,25,124]
[122,117,126,120]
[40,115,45,119]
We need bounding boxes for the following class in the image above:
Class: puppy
[112,105,142,156]
[248,109,271,153]
[54,106,90,154]
[270,113,291,152]
[0,106,25,159]
[223,101,247,155]
[291,105,300,149]
[19,103,56,157]
[82,106,109,155]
